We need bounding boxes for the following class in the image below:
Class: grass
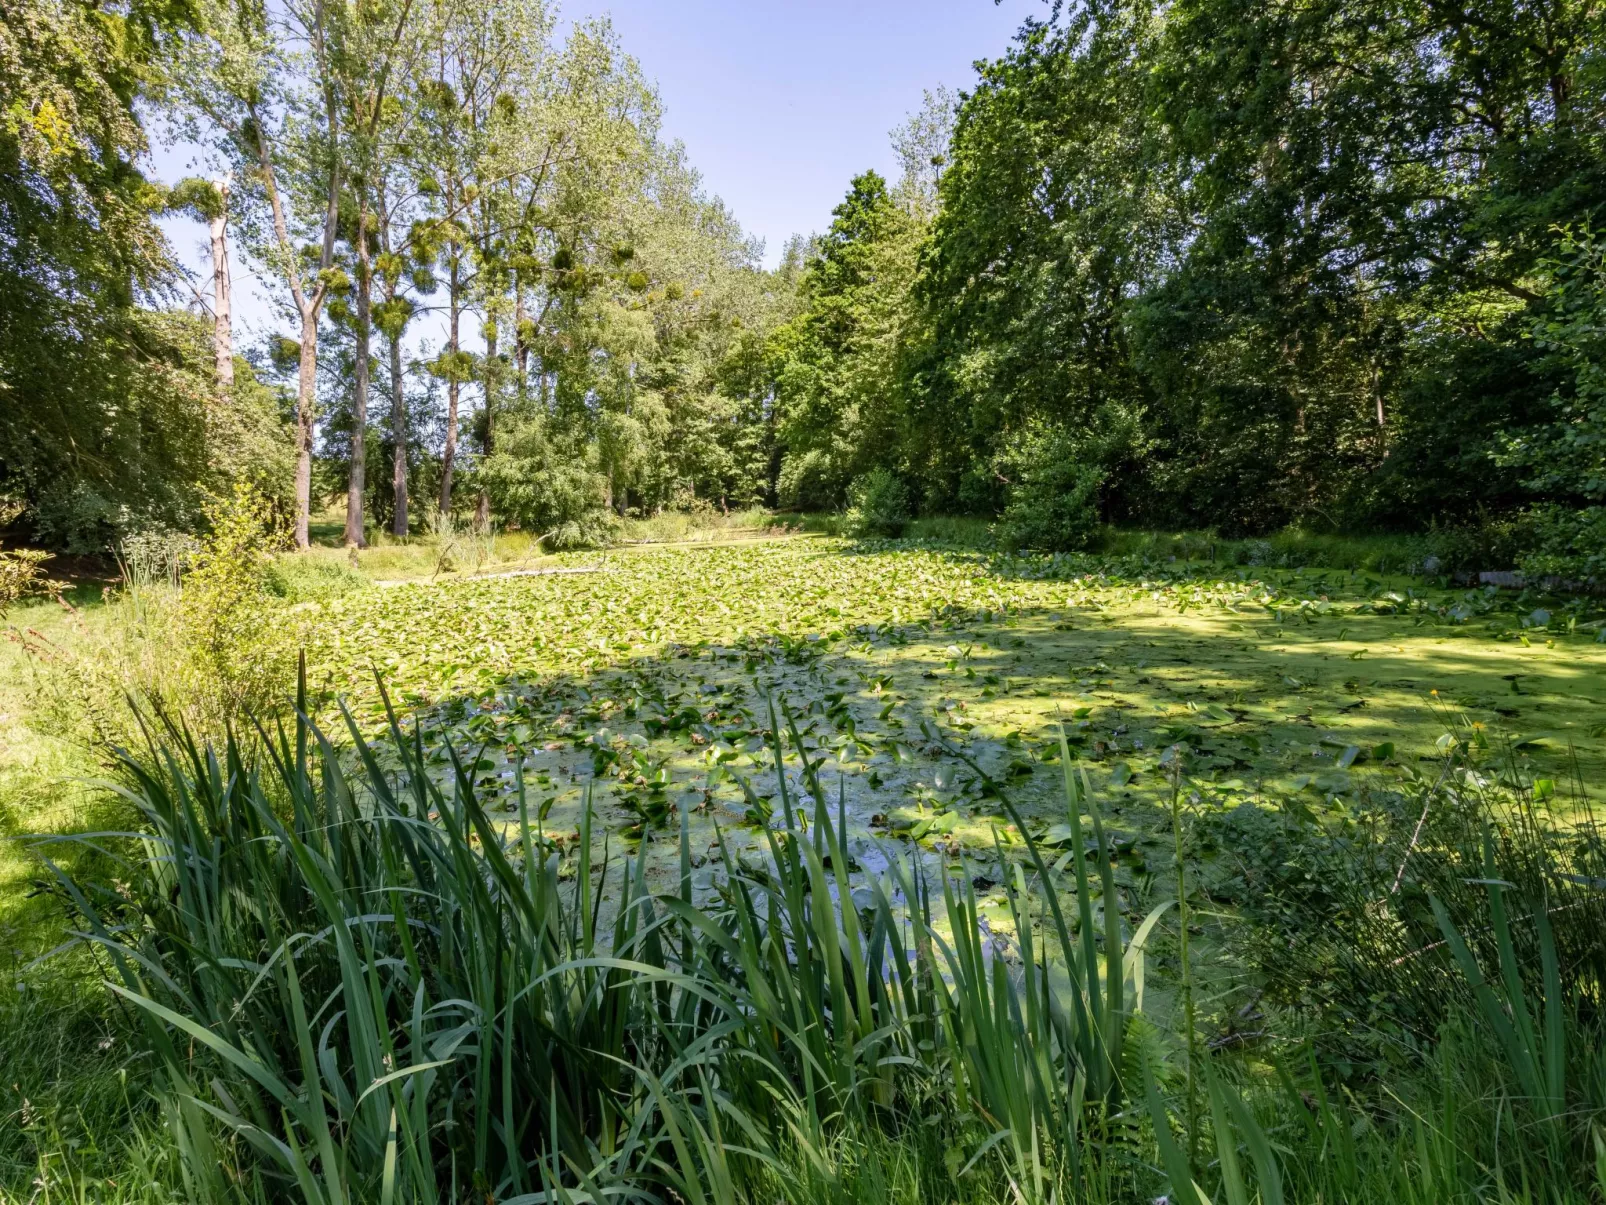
[3,533,1606,1199]
[617,506,801,545]
[37,686,1157,1202]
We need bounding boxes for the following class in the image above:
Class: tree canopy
[2,0,1602,573]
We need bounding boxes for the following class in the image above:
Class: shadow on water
[365,564,1605,930]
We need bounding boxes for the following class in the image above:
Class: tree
[373,174,429,537]
[333,0,430,547]
[410,0,566,516]
[768,171,922,508]
[908,3,1173,517]
[158,0,329,546]
[167,176,235,397]
[889,0,1604,533]
[890,85,956,217]
[0,0,267,548]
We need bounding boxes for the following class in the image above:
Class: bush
[997,426,1104,552]
[0,547,61,614]
[120,524,199,587]
[544,513,619,550]
[1516,505,1606,583]
[478,421,617,550]
[844,468,911,537]
[178,485,295,722]
[777,447,850,511]
[0,498,64,612]
[8,311,293,554]
[1421,512,1538,576]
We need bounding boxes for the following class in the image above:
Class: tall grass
[620,507,798,545]
[29,680,1606,1202]
[40,676,1170,1203]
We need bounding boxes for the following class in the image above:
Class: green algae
[299,541,1606,928]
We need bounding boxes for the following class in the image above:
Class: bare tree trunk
[474,318,495,528]
[247,91,335,551]
[391,332,408,537]
[440,254,461,514]
[345,193,372,548]
[208,178,233,396]
[514,291,529,383]
[295,309,318,549]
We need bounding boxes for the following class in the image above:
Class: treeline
[4,0,1604,569]
[772,0,1606,571]
[2,0,796,553]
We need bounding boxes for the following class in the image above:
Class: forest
[4,0,1603,565]
[3,0,1606,1201]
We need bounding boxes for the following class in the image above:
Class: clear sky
[558,0,1040,262]
[152,0,1043,340]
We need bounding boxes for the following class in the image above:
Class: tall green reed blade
[926,720,1137,1105]
[1202,1060,1283,1205]
[1430,825,1567,1134]
[1141,1047,1204,1205]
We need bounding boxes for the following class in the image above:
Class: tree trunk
[440,257,460,514]
[248,95,334,552]
[345,195,372,548]
[514,292,528,379]
[391,331,408,537]
[208,178,233,396]
[475,318,496,528]
[294,308,318,549]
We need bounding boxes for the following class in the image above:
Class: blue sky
[153,0,1042,339]
[560,0,1039,261]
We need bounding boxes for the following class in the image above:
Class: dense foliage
[5,0,1601,568]
[766,0,1606,569]
[0,0,290,549]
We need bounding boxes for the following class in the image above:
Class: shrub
[263,555,370,602]
[543,514,619,550]
[0,547,61,614]
[777,446,850,511]
[178,485,295,722]
[0,493,59,619]
[0,497,64,612]
[997,425,1104,552]
[478,421,616,550]
[1516,504,1606,583]
[1422,512,1538,576]
[120,524,200,588]
[844,467,911,537]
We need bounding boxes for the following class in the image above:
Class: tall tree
[336,0,426,547]
[167,175,236,398]
[373,174,427,537]
[0,0,235,548]
[767,171,922,508]
[412,0,508,517]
